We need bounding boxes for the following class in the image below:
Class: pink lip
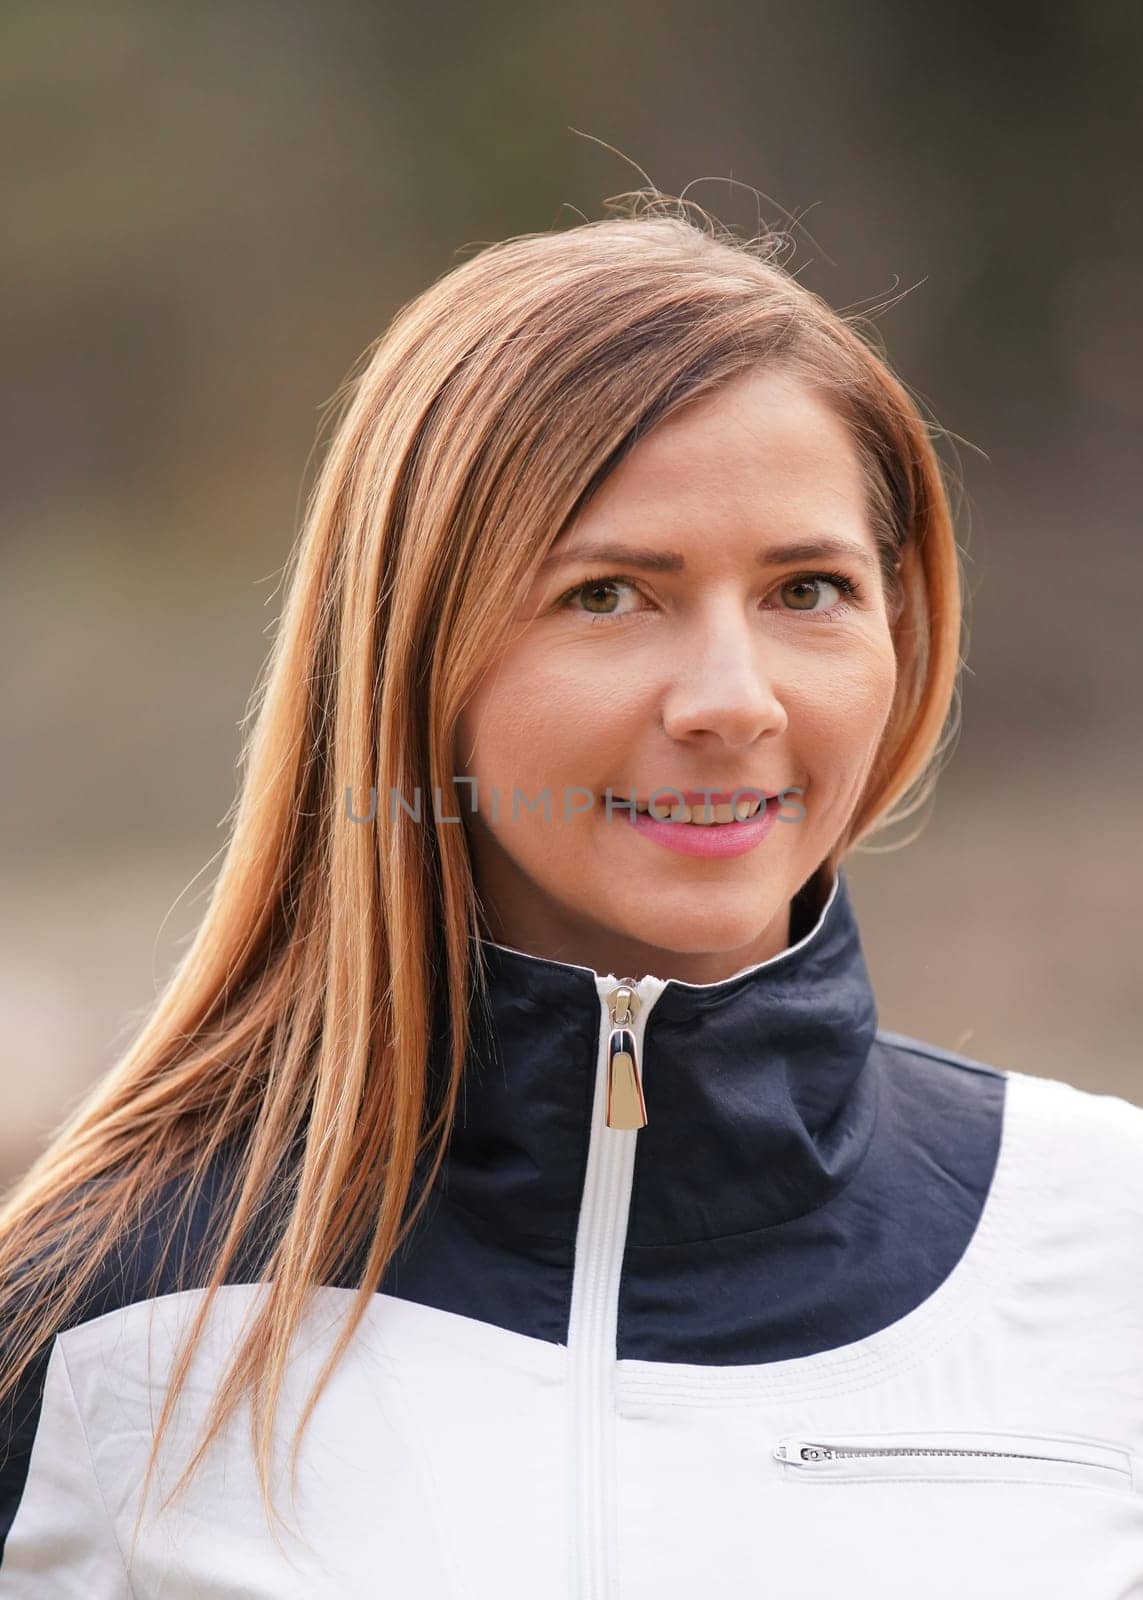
[622,795,782,859]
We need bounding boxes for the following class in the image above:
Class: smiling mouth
[609,794,772,825]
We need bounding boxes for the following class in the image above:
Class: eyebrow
[537,537,879,575]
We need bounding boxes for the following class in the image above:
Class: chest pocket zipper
[773,1431,1137,1492]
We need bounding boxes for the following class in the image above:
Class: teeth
[629,797,764,824]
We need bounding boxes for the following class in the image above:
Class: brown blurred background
[2,2,1141,1184]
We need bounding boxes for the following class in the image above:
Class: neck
[475,864,832,986]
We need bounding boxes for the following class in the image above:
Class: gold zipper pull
[605,980,647,1130]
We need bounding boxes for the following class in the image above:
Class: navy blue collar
[433,866,880,1246]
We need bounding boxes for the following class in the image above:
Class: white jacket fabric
[2,866,1142,1597]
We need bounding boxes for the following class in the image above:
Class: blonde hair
[0,191,965,1565]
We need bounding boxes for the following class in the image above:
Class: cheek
[454,653,615,796]
[790,642,898,767]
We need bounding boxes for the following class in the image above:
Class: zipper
[773,1433,1134,1489]
[605,979,647,1129]
[566,970,666,1600]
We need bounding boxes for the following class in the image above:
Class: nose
[659,603,789,746]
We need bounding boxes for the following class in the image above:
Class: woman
[1,193,1141,1598]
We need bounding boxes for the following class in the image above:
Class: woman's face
[453,365,899,984]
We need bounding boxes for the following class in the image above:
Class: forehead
[568,366,869,542]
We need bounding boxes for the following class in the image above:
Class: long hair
[0,190,966,1563]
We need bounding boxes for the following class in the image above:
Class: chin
[620,899,785,955]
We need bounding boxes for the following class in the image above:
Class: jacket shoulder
[877,1026,1143,1164]
[1,1131,280,1396]
[0,1133,286,1565]
[874,1027,1008,1082]
[1001,1064,1143,1180]
[874,1035,1143,1273]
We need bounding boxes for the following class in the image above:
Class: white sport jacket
[2,866,1142,1597]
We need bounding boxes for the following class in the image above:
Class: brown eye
[580,581,622,615]
[781,576,839,612]
[771,572,861,619]
[559,574,644,622]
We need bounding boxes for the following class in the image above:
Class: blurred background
[2,1,1140,1183]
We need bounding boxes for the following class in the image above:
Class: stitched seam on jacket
[430,1186,574,1249]
[775,1475,1136,1496]
[874,1032,1006,1079]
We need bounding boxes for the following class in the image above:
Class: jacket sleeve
[0,1335,131,1597]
